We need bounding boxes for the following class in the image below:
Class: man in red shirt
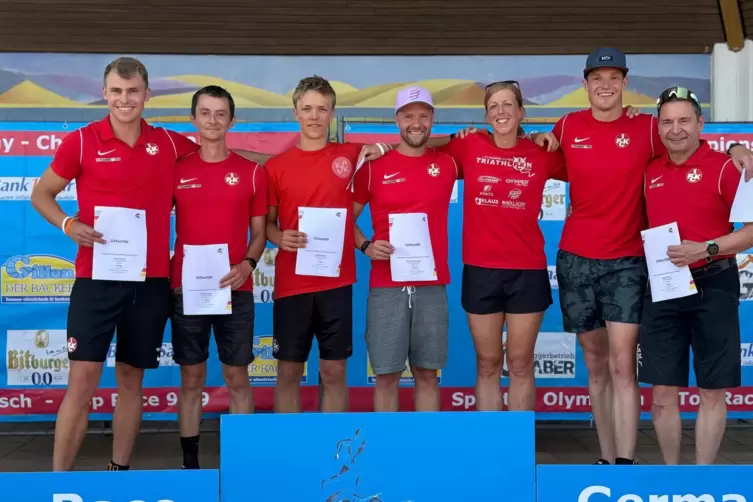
[552,48,753,466]
[352,87,457,411]
[170,86,267,469]
[265,76,385,413]
[30,57,200,471]
[640,87,753,465]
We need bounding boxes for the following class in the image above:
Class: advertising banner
[0,121,751,422]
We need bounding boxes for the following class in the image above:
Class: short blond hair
[292,75,336,109]
[484,82,525,137]
[103,57,149,87]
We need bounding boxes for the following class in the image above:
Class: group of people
[28,47,753,472]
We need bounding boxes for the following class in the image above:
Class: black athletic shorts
[556,249,648,334]
[272,285,353,363]
[66,278,171,369]
[461,264,552,315]
[171,290,255,367]
[638,258,741,390]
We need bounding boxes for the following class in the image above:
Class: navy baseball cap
[584,48,629,77]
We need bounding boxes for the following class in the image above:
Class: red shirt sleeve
[435,137,468,179]
[167,130,200,159]
[50,129,83,180]
[250,163,268,217]
[650,116,666,159]
[719,158,741,209]
[552,117,566,143]
[353,161,371,205]
[547,150,568,182]
[265,163,279,208]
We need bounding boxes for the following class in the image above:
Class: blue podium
[220,411,536,502]
[0,469,219,502]
[537,465,751,502]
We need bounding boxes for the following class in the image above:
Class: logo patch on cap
[600,55,613,61]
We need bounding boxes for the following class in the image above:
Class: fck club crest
[145,143,159,155]
[686,168,702,183]
[615,133,630,148]
[427,163,440,177]
[332,157,353,179]
[225,172,239,186]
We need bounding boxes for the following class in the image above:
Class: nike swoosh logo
[384,173,400,179]
[180,177,198,183]
[574,137,590,143]
[651,176,663,183]
[97,149,116,156]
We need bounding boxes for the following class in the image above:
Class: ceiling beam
[718,0,747,51]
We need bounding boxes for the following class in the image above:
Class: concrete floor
[1,420,752,471]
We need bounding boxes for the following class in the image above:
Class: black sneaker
[594,458,611,465]
[615,457,640,465]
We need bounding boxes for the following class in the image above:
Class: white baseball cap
[395,86,434,112]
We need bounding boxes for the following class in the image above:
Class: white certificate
[295,207,347,278]
[389,212,437,282]
[729,170,753,223]
[181,244,232,316]
[641,222,697,302]
[92,206,147,282]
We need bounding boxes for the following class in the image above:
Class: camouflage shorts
[556,250,648,334]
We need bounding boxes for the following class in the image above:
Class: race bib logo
[332,157,353,179]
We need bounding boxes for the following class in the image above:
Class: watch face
[708,243,719,255]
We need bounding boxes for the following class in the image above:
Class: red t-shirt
[265,142,361,300]
[50,117,198,278]
[553,109,664,260]
[353,148,458,288]
[171,152,267,291]
[644,140,739,269]
[440,135,567,270]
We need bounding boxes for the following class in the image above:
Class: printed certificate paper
[389,212,437,282]
[295,207,346,278]
[92,206,147,282]
[729,170,753,223]
[181,244,232,316]
[641,222,697,302]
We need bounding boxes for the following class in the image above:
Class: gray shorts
[365,285,449,375]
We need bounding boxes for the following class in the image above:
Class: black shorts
[66,278,171,369]
[638,258,741,390]
[272,285,353,363]
[171,290,255,367]
[461,264,552,315]
[556,250,648,334]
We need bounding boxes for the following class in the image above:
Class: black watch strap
[359,240,372,253]
[244,257,257,269]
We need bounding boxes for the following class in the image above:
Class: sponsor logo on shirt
[475,156,534,177]
[475,197,498,207]
[648,175,664,189]
[502,332,576,378]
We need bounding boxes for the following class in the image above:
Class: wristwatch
[706,240,719,257]
[244,257,257,270]
[359,240,372,254]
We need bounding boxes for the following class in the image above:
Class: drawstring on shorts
[402,286,416,308]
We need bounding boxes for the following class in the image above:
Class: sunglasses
[656,86,701,110]
[485,80,520,90]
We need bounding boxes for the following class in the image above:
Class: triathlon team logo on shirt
[145,143,159,156]
[331,157,353,179]
[615,133,631,148]
[511,157,533,177]
[686,168,702,183]
[225,172,239,186]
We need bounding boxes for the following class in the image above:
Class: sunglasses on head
[485,80,520,90]
[656,86,701,110]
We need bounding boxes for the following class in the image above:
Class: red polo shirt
[265,142,361,300]
[644,140,739,269]
[171,152,267,291]
[553,109,664,260]
[50,116,198,278]
[440,135,567,270]
[353,148,458,288]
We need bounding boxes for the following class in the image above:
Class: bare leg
[412,367,440,411]
[111,362,145,466]
[605,320,641,462]
[578,328,615,463]
[651,385,682,464]
[319,359,348,412]
[695,388,727,464]
[504,312,545,411]
[223,364,254,414]
[467,312,505,411]
[274,361,305,413]
[373,372,400,412]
